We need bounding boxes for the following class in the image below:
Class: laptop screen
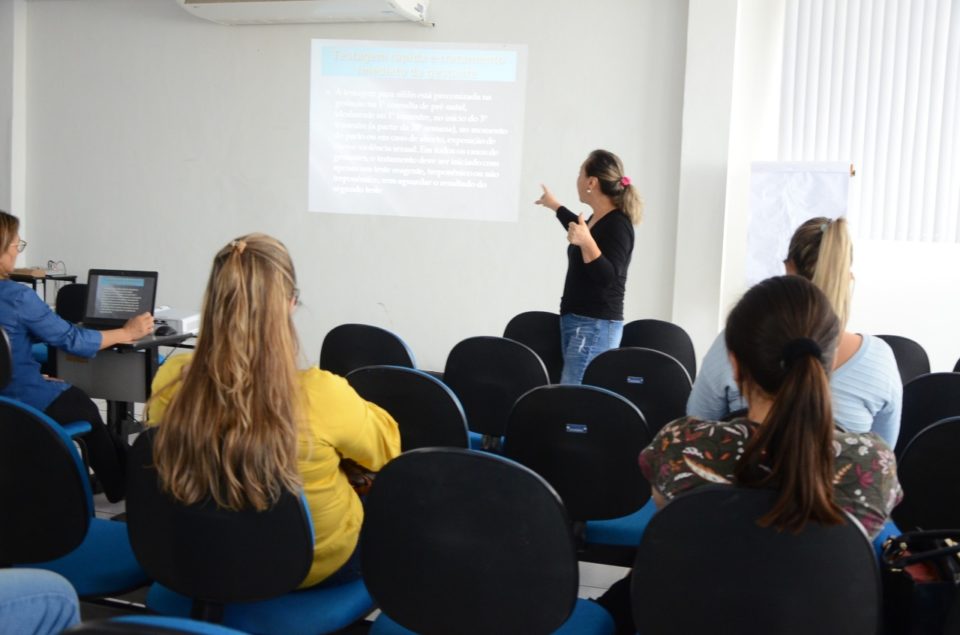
[83,269,158,328]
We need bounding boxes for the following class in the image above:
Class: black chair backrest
[892,416,960,531]
[65,618,243,634]
[56,283,88,324]
[319,323,415,377]
[360,448,578,635]
[346,365,469,451]
[503,311,563,384]
[621,319,697,381]
[0,326,12,390]
[504,385,651,521]
[442,336,550,437]
[876,334,931,384]
[632,486,880,635]
[582,347,692,436]
[895,372,960,457]
[0,396,92,566]
[954,357,960,373]
[125,429,313,604]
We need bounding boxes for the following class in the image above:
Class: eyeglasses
[14,240,26,253]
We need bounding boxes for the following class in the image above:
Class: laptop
[81,269,158,329]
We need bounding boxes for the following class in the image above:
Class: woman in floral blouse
[597,275,901,634]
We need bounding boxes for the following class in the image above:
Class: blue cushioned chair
[360,448,615,635]
[504,310,563,384]
[319,323,416,377]
[582,347,692,436]
[632,486,881,634]
[620,318,698,381]
[443,336,550,451]
[125,429,373,635]
[346,365,469,450]
[65,616,250,634]
[503,385,654,566]
[0,398,148,600]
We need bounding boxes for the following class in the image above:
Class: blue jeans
[0,570,80,635]
[559,313,624,385]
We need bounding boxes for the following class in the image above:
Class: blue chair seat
[147,578,373,635]
[370,598,614,634]
[26,518,148,598]
[585,498,658,547]
[109,615,252,634]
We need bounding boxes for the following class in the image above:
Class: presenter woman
[0,210,153,502]
[147,234,400,588]
[687,217,902,447]
[535,149,642,384]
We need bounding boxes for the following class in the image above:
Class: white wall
[23,0,688,370]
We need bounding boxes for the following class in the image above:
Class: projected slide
[309,40,528,222]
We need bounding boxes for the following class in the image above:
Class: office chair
[359,448,615,635]
[56,283,88,324]
[0,397,148,600]
[503,310,563,384]
[582,347,692,436]
[125,429,373,635]
[632,486,881,635]
[64,616,250,634]
[954,356,960,373]
[876,334,931,384]
[892,416,960,531]
[442,336,550,450]
[319,323,415,377]
[346,365,468,450]
[503,385,654,566]
[621,318,697,381]
[895,372,960,457]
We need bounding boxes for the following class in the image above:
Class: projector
[154,307,201,336]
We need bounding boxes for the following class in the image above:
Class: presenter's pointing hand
[535,184,561,212]
[123,312,154,342]
[567,213,592,247]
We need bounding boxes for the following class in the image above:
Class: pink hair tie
[620,176,631,187]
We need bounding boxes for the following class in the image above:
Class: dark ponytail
[726,276,845,531]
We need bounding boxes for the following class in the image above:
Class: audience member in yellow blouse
[146,233,400,588]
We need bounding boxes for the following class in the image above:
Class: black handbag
[882,530,960,635]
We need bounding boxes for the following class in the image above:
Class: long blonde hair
[786,217,853,330]
[0,211,20,279]
[151,233,302,511]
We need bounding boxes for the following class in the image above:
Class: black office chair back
[0,326,12,390]
[360,448,579,635]
[876,334,931,384]
[503,311,563,384]
[582,347,692,436]
[954,357,960,373]
[895,372,960,457]
[56,283,88,324]
[443,336,550,438]
[504,384,651,521]
[632,486,880,635]
[0,397,92,566]
[621,319,697,381]
[892,416,960,531]
[319,323,415,377]
[346,365,469,450]
[125,429,313,607]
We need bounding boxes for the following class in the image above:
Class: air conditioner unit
[176,0,432,26]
